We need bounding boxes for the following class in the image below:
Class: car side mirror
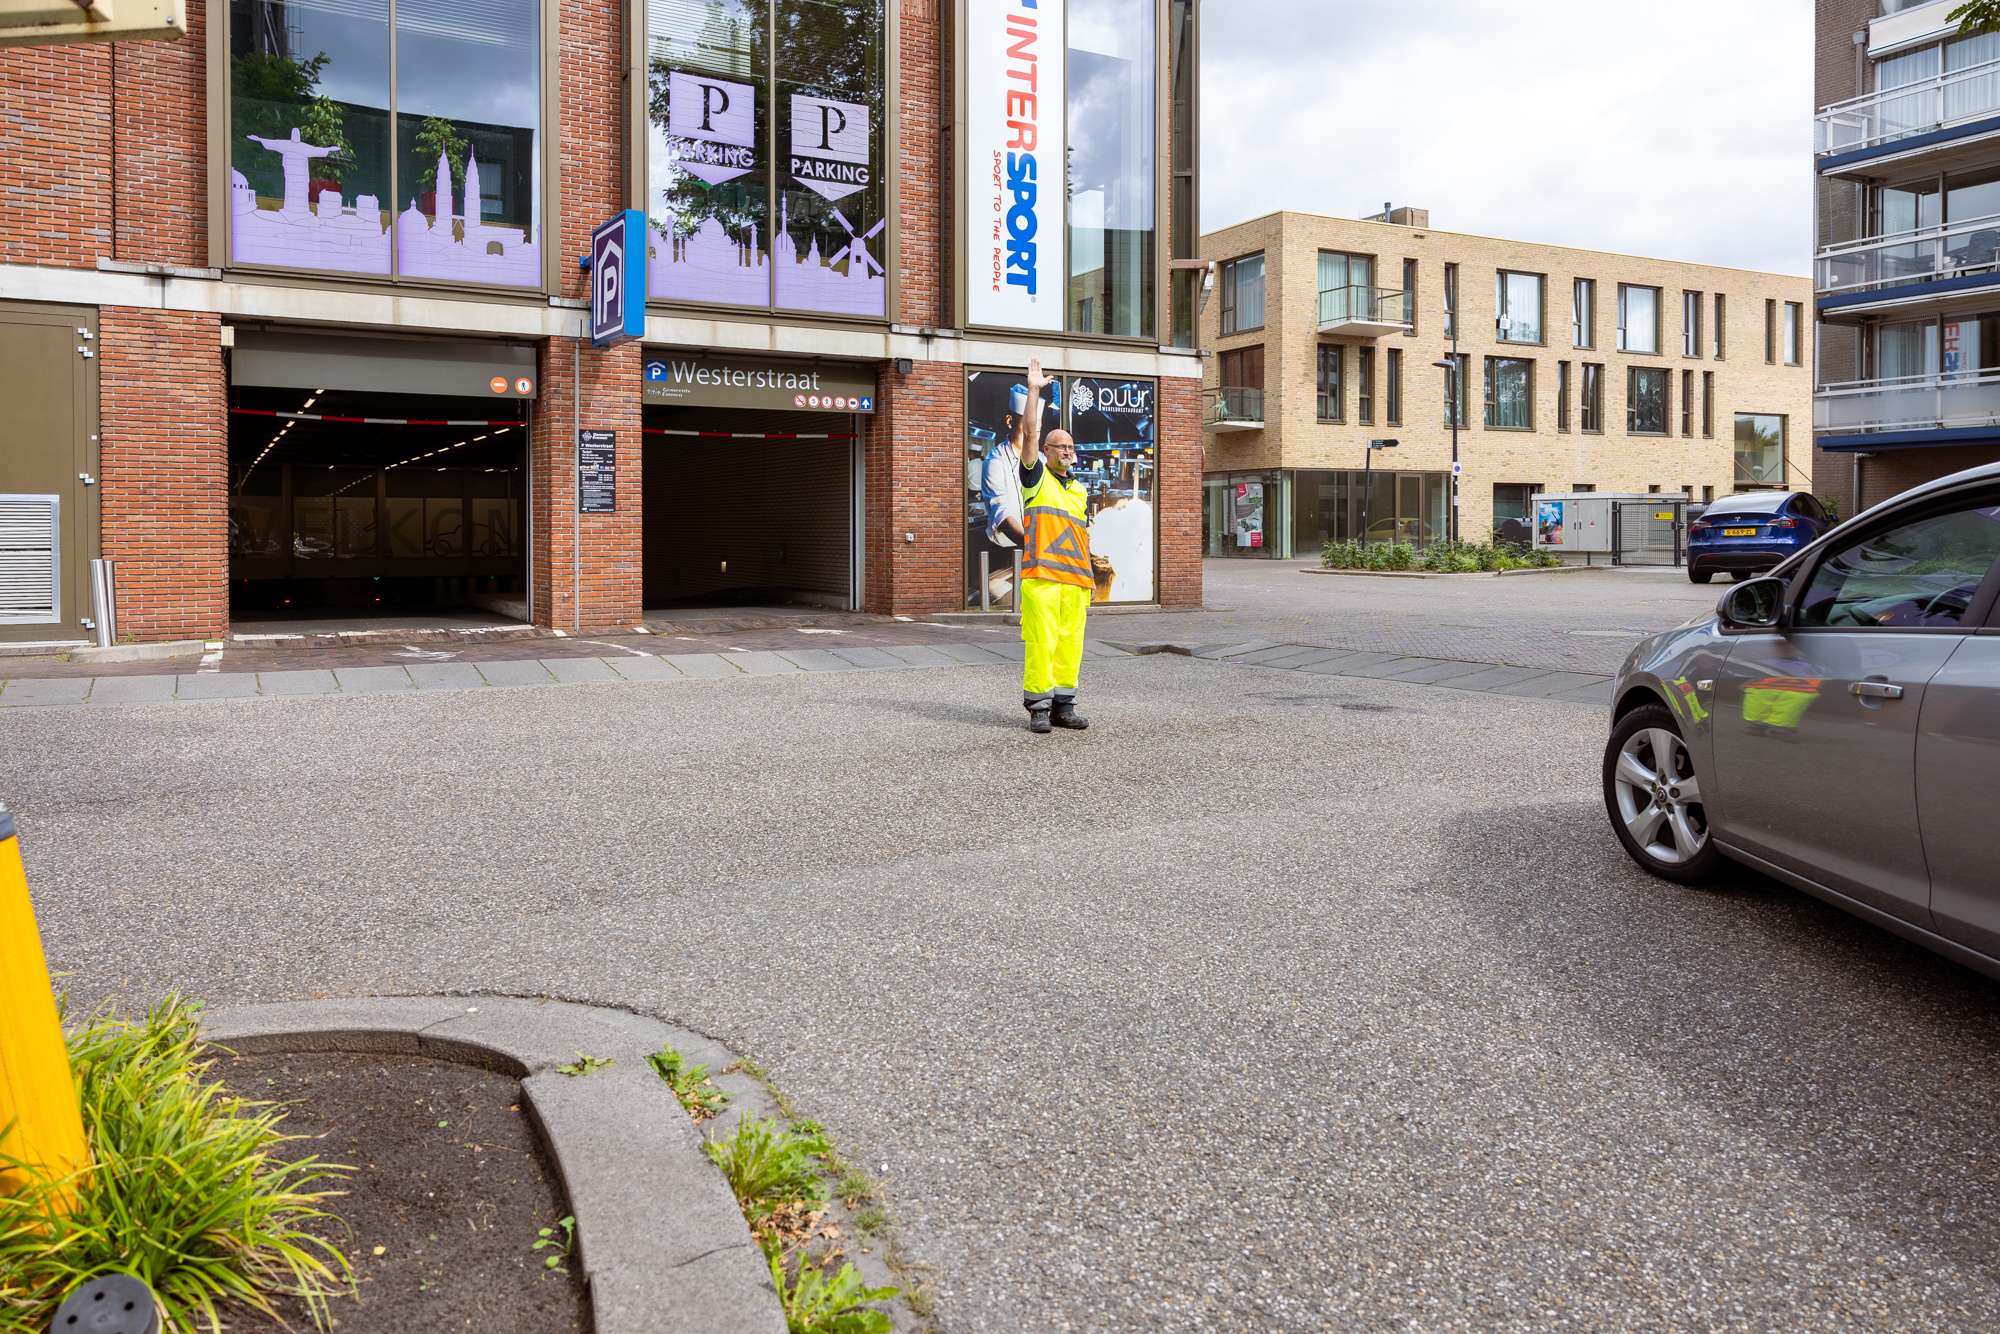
[1719,575,1787,630]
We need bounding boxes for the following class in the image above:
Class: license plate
[1723,527,1758,537]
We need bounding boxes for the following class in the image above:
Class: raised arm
[1017,358,1050,472]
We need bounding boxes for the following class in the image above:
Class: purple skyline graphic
[231,129,540,287]
[648,196,884,316]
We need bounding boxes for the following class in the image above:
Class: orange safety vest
[1021,465,1093,589]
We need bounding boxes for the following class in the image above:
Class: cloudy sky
[1199,0,1813,276]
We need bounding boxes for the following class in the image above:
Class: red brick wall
[897,0,943,326]
[531,338,644,631]
[865,359,962,614]
[1157,375,1202,607]
[0,42,112,267]
[112,17,208,266]
[99,306,228,640]
[556,0,626,303]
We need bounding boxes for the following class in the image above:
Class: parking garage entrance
[227,330,536,630]
[639,352,871,613]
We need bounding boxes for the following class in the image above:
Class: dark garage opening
[642,405,857,611]
[227,385,529,628]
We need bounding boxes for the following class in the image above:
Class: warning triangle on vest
[1047,526,1086,561]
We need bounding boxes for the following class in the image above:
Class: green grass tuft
[703,1116,831,1225]
[764,1238,897,1334]
[0,995,353,1334]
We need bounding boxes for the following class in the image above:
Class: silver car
[1603,462,2000,977]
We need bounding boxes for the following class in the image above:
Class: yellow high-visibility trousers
[0,811,88,1212]
[1021,577,1090,706]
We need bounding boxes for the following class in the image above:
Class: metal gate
[1613,499,1685,567]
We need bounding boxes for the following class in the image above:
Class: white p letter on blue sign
[590,210,647,347]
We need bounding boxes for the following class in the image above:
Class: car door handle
[1851,680,1905,700]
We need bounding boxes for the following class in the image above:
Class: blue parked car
[1686,491,1835,584]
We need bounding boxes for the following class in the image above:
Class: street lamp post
[1360,438,1398,545]
[1433,336,1461,544]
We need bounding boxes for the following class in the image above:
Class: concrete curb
[201,996,784,1334]
[68,639,212,663]
[1303,565,1587,578]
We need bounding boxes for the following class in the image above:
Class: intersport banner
[967,0,1066,332]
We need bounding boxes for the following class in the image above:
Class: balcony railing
[1817,56,2000,158]
[1816,367,2000,434]
[1317,285,1412,335]
[1817,210,2000,296]
[1204,386,1264,431]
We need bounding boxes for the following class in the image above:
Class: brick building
[0,0,1202,647]
[1198,209,1813,555]
[1814,0,2000,512]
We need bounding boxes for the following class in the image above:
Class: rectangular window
[1681,369,1693,436]
[1319,251,1376,325]
[1219,255,1265,335]
[1784,301,1802,365]
[1581,363,1603,431]
[229,0,543,289]
[1401,259,1417,332]
[1358,347,1375,425]
[1702,484,1715,503]
[1444,262,1458,339]
[1557,360,1571,431]
[1495,270,1544,343]
[1683,290,1701,357]
[1648,484,1663,494]
[646,0,889,315]
[1617,284,1660,354]
[1316,344,1344,423]
[1714,293,1726,358]
[1386,348,1402,425]
[1572,483,1596,493]
[1219,345,1264,392]
[1573,278,1595,348]
[1702,370,1714,436]
[1444,352,1469,427]
[1628,366,1669,433]
[1068,0,1157,337]
[1734,413,1786,486]
[1491,483,1543,544]
[1765,300,1777,362]
[1484,356,1533,429]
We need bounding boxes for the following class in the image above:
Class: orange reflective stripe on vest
[1021,470,1092,588]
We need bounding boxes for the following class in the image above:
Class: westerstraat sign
[643,354,877,414]
[789,95,871,203]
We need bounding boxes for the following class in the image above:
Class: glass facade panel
[229,0,394,277]
[647,0,771,308]
[1068,0,1156,337]
[1734,413,1786,486]
[1220,255,1264,334]
[774,0,887,316]
[1444,353,1469,428]
[1573,278,1594,347]
[392,0,542,288]
[1316,345,1343,422]
[1386,348,1401,424]
[1288,469,1451,552]
[1581,363,1603,431]
[1319,252,1374,322]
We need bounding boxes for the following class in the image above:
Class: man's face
[1045,430,1077,472]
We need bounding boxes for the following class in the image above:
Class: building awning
[232,329,538,400]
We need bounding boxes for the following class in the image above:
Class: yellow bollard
[0,807,88,1211]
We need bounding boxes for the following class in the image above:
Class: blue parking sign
[590,211,647,347]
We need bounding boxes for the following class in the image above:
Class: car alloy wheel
[1611,723,1708,866]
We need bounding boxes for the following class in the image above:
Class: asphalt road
[8,621,2000,1328]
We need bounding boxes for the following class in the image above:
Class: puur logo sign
[669,71,756,186]
[790,95,871,203]
[1070,380,1095,415]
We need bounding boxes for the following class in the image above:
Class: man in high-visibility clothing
[1015,359,1093,734]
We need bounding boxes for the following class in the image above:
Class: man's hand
[1027,357,1049,394]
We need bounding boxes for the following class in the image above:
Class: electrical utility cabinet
[1528,492,1651,556]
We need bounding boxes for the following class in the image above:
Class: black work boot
[1027,705,1053,734]
[1051,700,1089,730]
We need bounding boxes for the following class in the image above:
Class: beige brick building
[1198,209,1815,557]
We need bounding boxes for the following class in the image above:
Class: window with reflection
[1733,413,1785,485]
[1484,357,1532,428]
[1495,271,1542,343]
[1220,255,1264,334]
[1068,0,1156,337]
[1618,284,1659,354]
[1629,367,1668,433]
[1797,502,2000,629]
[228,0,542,288]
[645,0,885,317]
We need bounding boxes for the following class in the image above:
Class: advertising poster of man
[965,369,1059,608]
[1232,483,1264,549]
[1067,377,1157,602]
